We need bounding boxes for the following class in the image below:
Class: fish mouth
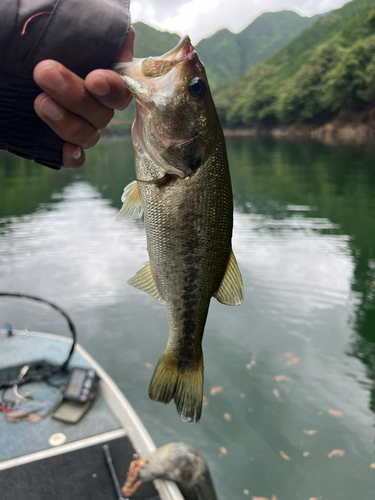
[161,36,196,63]
[113,36,197,99]
[141,37,196,79]
[113,36,201,178]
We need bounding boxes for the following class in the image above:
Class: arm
[0,0,131,169]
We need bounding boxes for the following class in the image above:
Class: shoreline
[103,111,375,146]
[223,109,375,146]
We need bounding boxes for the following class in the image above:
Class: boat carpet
[0,435,160,500]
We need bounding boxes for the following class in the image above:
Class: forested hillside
[196,11,320,92]
[215,0,375,128]
[132,22,180,58]
[110,14,321,132]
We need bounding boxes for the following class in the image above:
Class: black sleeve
[0,0,131,170]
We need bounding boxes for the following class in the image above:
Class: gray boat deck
[0,330,121,462]
[0,330,162,500]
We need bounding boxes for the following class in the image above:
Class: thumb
[85,26,135,110]
[115,26,135,63]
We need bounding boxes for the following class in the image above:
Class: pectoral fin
[214,249,244,306]
[128,262,166,305]
[115,180,143,221]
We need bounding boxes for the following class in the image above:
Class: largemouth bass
[115,36,243,422]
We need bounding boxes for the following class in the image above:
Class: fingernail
[71,146,82,160]
[88,77,111,96]
[36,66,66,92]
[39,97,64,121]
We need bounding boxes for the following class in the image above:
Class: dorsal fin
[214,249,243,306]
[115,180,143,220]
[128,262,166,305]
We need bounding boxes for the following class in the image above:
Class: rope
[122,454,148,497]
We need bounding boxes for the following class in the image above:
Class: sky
[131,0,349,43]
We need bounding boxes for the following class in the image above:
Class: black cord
[0,292,77,389]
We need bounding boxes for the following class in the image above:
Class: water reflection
[1,137,375,499]
[226,137,375,407]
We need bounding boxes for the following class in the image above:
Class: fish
[114,36,243,422]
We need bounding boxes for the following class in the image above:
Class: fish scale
[115,36,243,422]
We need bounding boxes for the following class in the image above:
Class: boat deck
[0,330,121,462]
[1,435,159,500]
[0,330,165,500]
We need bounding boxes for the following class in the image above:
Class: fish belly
[137,147,233,421]
[140,151,232,348]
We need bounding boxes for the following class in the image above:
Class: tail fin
[148,346,203,423]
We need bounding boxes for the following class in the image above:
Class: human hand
[33,27,135,169]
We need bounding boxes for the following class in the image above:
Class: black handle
[103,444,128,500]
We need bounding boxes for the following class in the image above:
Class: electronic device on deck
[52,367,97,424]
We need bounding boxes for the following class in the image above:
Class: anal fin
[128,262,166,304]
[214,249,244,306]
[115,180,143,220]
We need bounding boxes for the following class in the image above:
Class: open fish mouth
[112,37,199,132]
[114,35,210,178]
[113,36,196,92]
[142,37,197,79]
[159,36,196,63]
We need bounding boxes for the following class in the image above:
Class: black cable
[0,292,77,389]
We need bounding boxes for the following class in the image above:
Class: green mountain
[196,11,320,92]
[133,22,180,58]
[111,14,322,131]
[215,0,375,127]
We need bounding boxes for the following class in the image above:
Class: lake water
[1,137,375,500]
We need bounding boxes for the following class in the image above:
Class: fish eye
[188,77,206,99]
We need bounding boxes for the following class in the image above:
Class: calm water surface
[1,138,375,499]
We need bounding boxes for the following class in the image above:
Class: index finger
[85,27,135,110]
[33,61,113,130]
[114,26,135,63]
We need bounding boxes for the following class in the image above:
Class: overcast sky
[131,0,348,43]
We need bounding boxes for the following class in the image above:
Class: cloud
[131,0,190,23]
[131,0,348,43]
